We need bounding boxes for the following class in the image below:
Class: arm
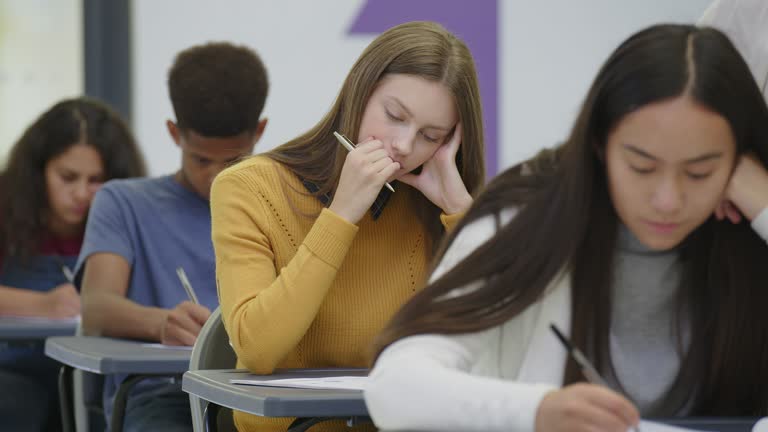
[211,172,358,373]
[80,252,167,340]
[0,284,79,318]
[366,333,555,432]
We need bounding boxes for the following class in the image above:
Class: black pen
[550,323,641,432]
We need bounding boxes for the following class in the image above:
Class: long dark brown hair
[376,24,768,416]
[0,97,146,262]
[264,21,486,252]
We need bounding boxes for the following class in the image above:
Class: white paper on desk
[635,420,708,432]
[229,376,367,391]
[140,343,194,350]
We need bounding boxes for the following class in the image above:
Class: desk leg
[110,374,150,432]
[58,365,75,432]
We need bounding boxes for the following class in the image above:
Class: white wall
[501,0,712,166]
[132,0,712,176]
[0,0,83,166]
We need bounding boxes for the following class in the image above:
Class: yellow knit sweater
[210,156,461,432]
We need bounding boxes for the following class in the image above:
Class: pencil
[175,267,200,304]
[333,131,395,193]
[61,265,75,284]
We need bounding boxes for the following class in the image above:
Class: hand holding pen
[328,132,400,224]
[159,267,211,346]
[535,324,641,432]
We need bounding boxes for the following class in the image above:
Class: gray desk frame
[183,368,370,432]
[0,317,76,341]
[45,336,192,432]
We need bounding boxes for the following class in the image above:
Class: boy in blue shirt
[76,42,269,431]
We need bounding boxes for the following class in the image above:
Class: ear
[166,120,182,147]
[252,118,268,144]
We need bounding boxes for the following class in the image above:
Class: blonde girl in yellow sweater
[210,21,486,432]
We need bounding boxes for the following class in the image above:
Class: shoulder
[451,207,519,250]
[97,176,171,200]
[213,155,299,199]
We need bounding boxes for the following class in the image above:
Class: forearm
[82,291,167,341]
[0,285,46,316]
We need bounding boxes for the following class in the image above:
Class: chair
[189,307,237,432]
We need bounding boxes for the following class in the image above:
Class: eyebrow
[386,97,453,131]
[623,144,724,164]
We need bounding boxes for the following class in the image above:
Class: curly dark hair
[0,97,146,262]
[168,41,269,137]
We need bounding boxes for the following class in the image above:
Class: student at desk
[366,24,768,432]
[76,42,268,432]
[211,21,486,432]
[0,98,145,432]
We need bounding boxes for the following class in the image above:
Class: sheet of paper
[140,343,194,350]
[636,420,708,432]
[229,376,367,391]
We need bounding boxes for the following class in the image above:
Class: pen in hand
[175,267,199,304]
[333,131,395,193]
[550,323,641,432]
[61,265,75,284]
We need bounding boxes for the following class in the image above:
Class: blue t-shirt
[75,175,218,420]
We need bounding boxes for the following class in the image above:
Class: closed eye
[686,172,711,180]
[630,165,655,174]
[385,111,404,122]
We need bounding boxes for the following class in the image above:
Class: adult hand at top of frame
[160,301,211,346]
[715,154,768,223]
[41,283,81,318]
[535,383,640,432]
[398,122,473,215]
[328,138,400,224]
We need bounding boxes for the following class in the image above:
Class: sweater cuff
[515,383,557,432]
[302,208,359,269]
[440,211,465,233]
[751,207,768,242]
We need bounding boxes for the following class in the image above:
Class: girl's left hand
[398,122,473,215]
[715,154,768,223]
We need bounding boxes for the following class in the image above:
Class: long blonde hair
[265,21,485,252]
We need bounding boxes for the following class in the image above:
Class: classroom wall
[133,0,712,176]
[0,0,83,167]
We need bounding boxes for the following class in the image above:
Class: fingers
[724,201,742,224]
[581,385,640,429]
[164,301,210,346]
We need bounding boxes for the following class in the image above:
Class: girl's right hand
[329,138,400,224]
[535,383,640,432]
[42,283,81,318]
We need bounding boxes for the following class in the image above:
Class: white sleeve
[751,207,768,242]
[365,209,556,432]
[365,333,555,432]
[698,0,768,97]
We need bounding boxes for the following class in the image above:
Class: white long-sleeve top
[364,208,768,432]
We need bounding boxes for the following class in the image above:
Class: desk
[182,368,370,432]
[0,317,77,341]
[651,417,761,432]
[45,336,192,432]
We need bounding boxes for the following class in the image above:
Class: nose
[391,130,417,157]
[74,180,91,202]
[650,174,684,214]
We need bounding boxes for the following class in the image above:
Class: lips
[646,220,680,233]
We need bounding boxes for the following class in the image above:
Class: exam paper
[230,376,367,391]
